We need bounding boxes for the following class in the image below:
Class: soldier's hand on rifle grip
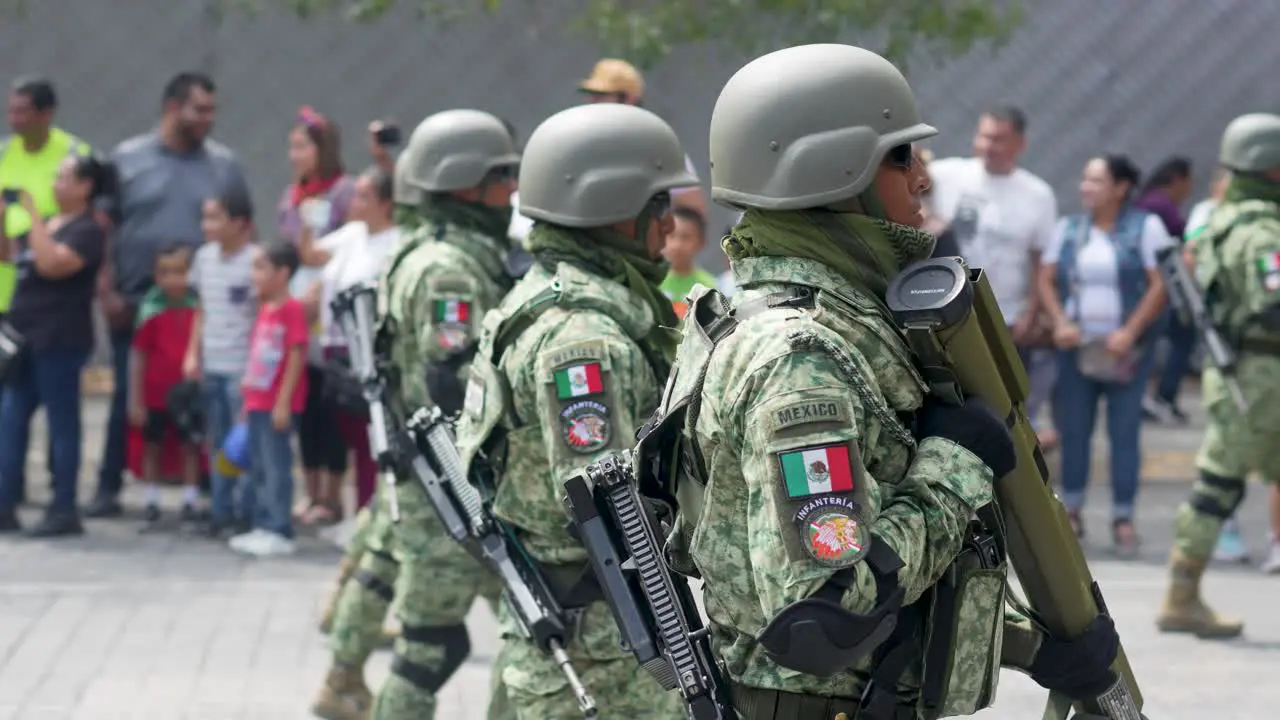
[1027,613,1120,700]
[916,396,1016,478]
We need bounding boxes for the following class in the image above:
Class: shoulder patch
[771,399,850,431]
[559,399,612,453]
[1255,251,1280,292]
[544,340,608,374]
[540,339,622,455]
[778,443,856,498]
[793,495,869,567]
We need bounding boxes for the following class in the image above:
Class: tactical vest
[632,281,1007,720]
[1196,199,1280,344]
[458,261,659,496]
[377,220,516,416]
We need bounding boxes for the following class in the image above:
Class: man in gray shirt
[87,72,249,518]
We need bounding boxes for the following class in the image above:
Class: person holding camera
[0,155,114,537]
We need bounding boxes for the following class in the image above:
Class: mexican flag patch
[435,300,469,323]
[1257,252,1280,292]
[780,444,854,497]
[554,363,604,399]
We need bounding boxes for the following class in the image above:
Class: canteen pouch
[919,524,1006,718]
[0,318,26,385]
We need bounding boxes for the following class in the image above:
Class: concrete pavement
[1,392,1278,719]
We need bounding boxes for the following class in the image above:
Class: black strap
[813,537,904,608]
[352,568,395,603]
[1241,336,1280,355]
[859,600,924,720]
[367,547,397,564]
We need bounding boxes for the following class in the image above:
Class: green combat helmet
[393,143,423,207]
[403,109,520,193]
[710,43,936,210]
[1219,112,1280,173]
[518,103,697,226]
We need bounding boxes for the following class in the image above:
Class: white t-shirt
[926,157,1058,323]
[319,222,400,349]
[1043,214,1173,336]
[189,242,257,377]
[1186,199,1218,238]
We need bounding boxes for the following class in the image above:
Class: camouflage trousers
[372,481,510,720]
[1177,365,1280,559]
[493,600,684,719]
[331,497,400,667]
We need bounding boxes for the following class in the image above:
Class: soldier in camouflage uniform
[312,120,442,720]
[1158,112,1280,638]
[628,44,1123,719]
[454,103,695,719]
[373,108,521,720]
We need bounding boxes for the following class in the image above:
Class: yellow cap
[578,59,644,101]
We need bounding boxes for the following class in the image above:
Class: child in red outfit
[129,245,201,528]
[228,242,309,558]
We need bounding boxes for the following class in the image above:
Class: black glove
[915,396,1016,477]
[1027,614,1120,699]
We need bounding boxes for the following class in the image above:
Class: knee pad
[1190,471,1246,520]
[390,623,471,693]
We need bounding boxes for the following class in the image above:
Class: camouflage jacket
[1194,198,1280,418]
[456,260,662,565]
[642,255,996,699]
[383,217,513,412]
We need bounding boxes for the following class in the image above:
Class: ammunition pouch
[757,540,905,677]
[918,522,1006,718]
[425,345,477,416]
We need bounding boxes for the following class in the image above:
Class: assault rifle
[330,282,401,520]
[563,452,731,720]
[885,257,1145,720]
[402,408,599,718]
[1156,245,1248,412]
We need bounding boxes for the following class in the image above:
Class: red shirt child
[132,292,197,412]
[129,246,202,520]
[242,295,310,417]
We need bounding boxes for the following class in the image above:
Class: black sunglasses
[490,164,519,181]
[886,144,914,170]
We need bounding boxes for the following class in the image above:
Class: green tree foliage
[223,0,1023,70]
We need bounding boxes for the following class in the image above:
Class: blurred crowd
[0,62,1271,568]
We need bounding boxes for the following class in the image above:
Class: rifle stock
[404,408,598,718]
[886,257,1143,720]
[564,452,731,720]
[331,282,401,520]
[1156,245,1248,412]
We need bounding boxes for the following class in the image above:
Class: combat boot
[310,664,372,720]
[1155,549,1244,639]
[318,557,357,635]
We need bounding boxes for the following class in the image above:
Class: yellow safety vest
[0,128,91,238]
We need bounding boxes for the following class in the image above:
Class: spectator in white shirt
[1039,154,1172,555]
[926,107,1060,445]
[298,166,399,520]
